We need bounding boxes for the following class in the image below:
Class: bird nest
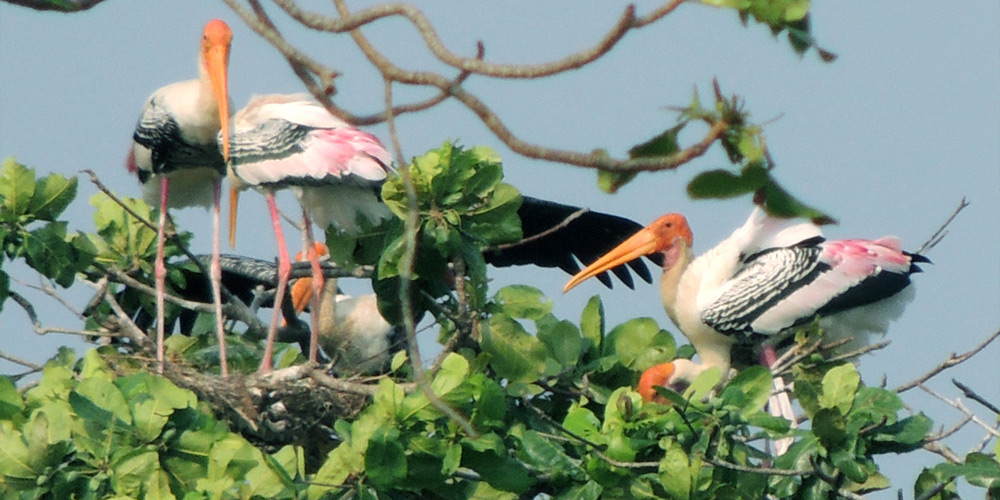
[112,355,378,462]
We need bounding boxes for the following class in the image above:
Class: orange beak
[201,19,234,246]
[637,363,677,402]
[562,213,692,293]
[229,187,239,248]
[290,243,330,314]
[202,19,231,161]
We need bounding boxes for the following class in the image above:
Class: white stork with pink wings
[564,207,929,403]
[226,94,393,373]
[127,19,233,375]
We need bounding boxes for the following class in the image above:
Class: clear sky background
[1,1,998,496]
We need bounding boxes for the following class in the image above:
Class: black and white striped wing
[133,95,224,179]
[701,244,829,338]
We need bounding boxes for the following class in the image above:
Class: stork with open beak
[127,19,233,375]
[564,207,928,404]
[227,94,392,373]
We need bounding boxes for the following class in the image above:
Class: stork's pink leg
[301,209,323,363]
[211,178,229,377]
[155,177,169,374]
[259,192,292,373]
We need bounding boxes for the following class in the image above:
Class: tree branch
[895,328,1000,393]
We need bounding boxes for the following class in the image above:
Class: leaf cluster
[700,0,836,60]
[0,159,94,309]
[0,349,305,500]
[375,143,523,323]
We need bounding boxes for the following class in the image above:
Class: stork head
[200,20,232,159]
[563,213,693,292]
[637,359,704,403]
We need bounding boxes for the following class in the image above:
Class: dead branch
[918,383,1000,439]
[0,348,43,371]
[223,0,728,171]
[951,379,1000,415]
[916,197,969,255]
[895,328,1000,393]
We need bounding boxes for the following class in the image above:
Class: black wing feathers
[482,196,659,289]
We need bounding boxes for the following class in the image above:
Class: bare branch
[896,328,1000,393]
[951,379,1000,415]
[703,457,807,477]
[227,0,726,171]
[101,286,154,351]
[918,383,1000,439]
[916,197,969,255]
[0,349,43,371]
[274,0,685,79]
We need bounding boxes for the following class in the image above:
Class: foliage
[0,158,94,310]
[375,143,522,324]
[1,1,996,498]
[2,158,996,499]
[0,349,304,500]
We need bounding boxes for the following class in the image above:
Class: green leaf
[516,429,586,481]
[629,124,684,159]
[75,377,132,425]
[462,448,534,494]
[720,365,772,416]
[482,314,547,383]
[0,422,36,479]
[562,404,604,446]
[759,179,834,225]
[494,285,552,320]
[812,408,848,449]
[110,447,159,496]
[605,318,675,371]
[597,169,638,195]
[0,376,23,420]
[819,363,860,414]
[538,319,583,369]
[658,439,691,499]
[869,413,932,454]
[554,480,602,500]
[362,427,410,489]
[830,448,868,484]
[0,158,36,219]
[579,295,604,356]
[29,173,77,222]
[687,161,769,200]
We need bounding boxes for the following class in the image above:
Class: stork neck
[659,242,693,327]
[197,58,222,118]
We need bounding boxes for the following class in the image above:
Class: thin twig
[490,207,589,252]
[951,379,1000,415]
[918,383,1000,438]
[703,457,806,477]
[916,197,969,255]
[0,350,43,371]
[896,328,1000,393]
[915,479,956,500]
[101,286,153,351]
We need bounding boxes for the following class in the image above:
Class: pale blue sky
[1,1,997,495]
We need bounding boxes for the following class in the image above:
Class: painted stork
[227,94,392,372]
[127,19,232,375]
[564,207,929,397]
